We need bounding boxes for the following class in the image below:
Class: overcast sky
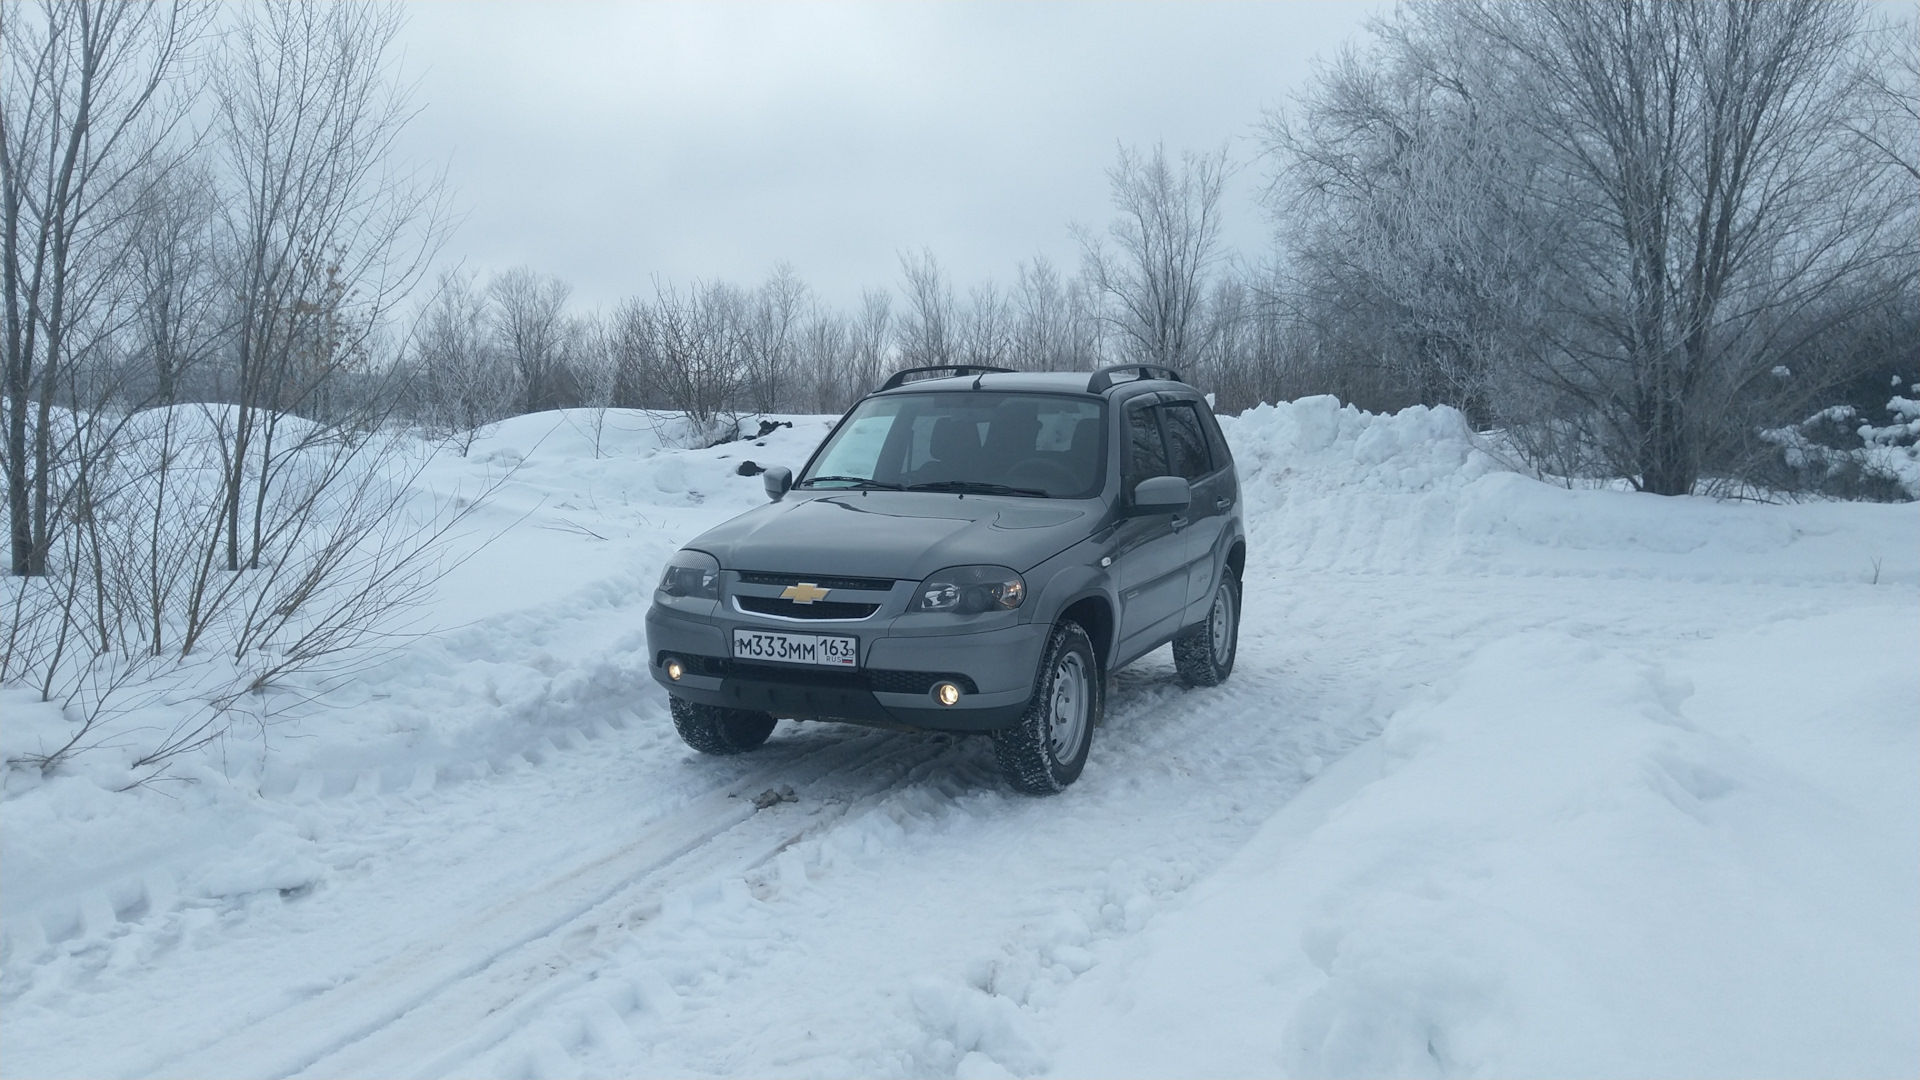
[392,2,1386,313]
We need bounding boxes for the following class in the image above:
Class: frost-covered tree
[1266,0,1917,494]
[1079,142,1232,372]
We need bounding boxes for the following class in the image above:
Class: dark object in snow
[752,785,797,809]
[755,419,793,437]
[647,362,1246,797]
[736,460,766,477]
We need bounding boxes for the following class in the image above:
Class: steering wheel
[1005,456,1079,493]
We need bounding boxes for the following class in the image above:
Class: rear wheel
[993,621,1102,795]
[1173,567,1239,687]
[670,696,776,754]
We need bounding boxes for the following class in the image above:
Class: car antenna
[972,370,987,390]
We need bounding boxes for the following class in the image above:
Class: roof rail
[878,364,1015,391]
[1087,363,1184,393]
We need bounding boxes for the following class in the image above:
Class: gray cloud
[392,2,1383,311]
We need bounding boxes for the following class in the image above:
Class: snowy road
[4,402,1916,1078]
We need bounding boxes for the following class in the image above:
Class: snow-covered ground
[3,398,1915,1078]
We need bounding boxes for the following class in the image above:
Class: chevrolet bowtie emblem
[780,582,831,605]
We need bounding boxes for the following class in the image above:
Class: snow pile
[1224,395,1499,498]
[1222,394,1919,585]
[1050,612,1919,1077]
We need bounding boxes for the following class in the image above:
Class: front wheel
[670,696,776,755]
[993,620,1102,795]
[1173,568,1239,687]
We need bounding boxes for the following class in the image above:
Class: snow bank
[1226,396,1501,497]
[1223,395,1920,585]
[1050,611,1920,1077]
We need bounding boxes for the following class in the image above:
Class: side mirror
[1127,475,1190,515]
[763,465,793,502]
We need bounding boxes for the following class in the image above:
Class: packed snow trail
[3,401,1914,1078]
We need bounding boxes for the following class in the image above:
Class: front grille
[672,656,978,696]
[731,661,868,689]
[735,571,898,592]
[866,670,980,695]
[734,596,880,620]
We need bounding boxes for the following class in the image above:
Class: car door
[1156,399,1234,616]
[1110,397,1191,662]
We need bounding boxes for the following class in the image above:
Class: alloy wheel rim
[1047,651,1088,761]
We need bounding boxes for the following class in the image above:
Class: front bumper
[644,600,1044,732]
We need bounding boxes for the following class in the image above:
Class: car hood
[686,492,1094,580]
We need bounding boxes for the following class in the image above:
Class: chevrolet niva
[644,363,1246,794]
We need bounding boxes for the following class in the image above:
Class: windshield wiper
[905,480,1051,497]
[796,475,905,490]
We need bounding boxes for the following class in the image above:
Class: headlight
[658,549,721,599]
[913,565,1025,614]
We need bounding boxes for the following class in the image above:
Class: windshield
[800,392,1107,499]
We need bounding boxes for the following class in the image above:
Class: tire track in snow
[137,730,955,1080]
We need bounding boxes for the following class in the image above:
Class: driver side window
[1124,403,1169,495]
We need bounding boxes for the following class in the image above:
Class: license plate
[731,629,859,667]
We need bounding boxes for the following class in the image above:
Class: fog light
[665,658,685,681]
[934,681,962,706]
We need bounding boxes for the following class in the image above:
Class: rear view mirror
[1128,475,1190,515]
[763,465,793,502]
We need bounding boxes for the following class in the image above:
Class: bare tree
[210,0,448,570]
[487,265,576,413]
[1078,142,1233,371]
[1474,0,1912,493]
[742,261,806,413]
[2,0,207,576]
[1011,257,1068,371]
[897,247,956,367]
[643,277,746,430]
[124,157,220,403]
[406,269,520,454]
[1262,21,1552,425]
[848,287,893,397]
[571,309,620,457]
[1845,8,1919,184]
[958,279,1012,368]
[795,306,851,413]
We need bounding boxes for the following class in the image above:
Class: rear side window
[1124,403,1169,489]
[1198,405,1232,469]
[1159,402,1213,480]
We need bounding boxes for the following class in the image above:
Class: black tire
[670,696,776,755]
[1173,567,1239,687]
[992,620,1102,795]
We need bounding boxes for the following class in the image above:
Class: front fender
[1028,552,1121,669]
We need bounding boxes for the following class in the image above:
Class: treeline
[395,1,1917,498]
[395,144,1345,439]
[396,146,1247,444]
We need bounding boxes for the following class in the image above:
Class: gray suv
[644,363,1245,793]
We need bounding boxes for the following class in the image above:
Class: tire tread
[671,697,776,754]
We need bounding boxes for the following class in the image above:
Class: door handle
[1171,516,1189,530]
[1214,497,1232,510]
